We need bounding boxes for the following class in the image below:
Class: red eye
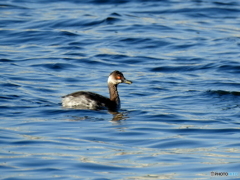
[116,76,121,79]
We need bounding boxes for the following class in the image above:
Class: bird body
[62,71,132,111]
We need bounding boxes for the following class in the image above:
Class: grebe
[62,71,132,111]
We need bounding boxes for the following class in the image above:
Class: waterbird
[62,70,132,111]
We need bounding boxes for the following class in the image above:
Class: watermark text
[211,172,239,177]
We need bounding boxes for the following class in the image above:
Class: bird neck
[108,83,120,105]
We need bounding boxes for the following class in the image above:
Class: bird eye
[116,76,121,79]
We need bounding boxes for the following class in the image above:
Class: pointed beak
[123,79,132,84]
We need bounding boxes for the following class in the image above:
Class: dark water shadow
[207,90,240,96]
[205,90,240,111]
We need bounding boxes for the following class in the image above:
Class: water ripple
[1,0,240,179]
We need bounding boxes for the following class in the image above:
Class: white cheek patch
[117,79,122,83]
[108,75,116,84]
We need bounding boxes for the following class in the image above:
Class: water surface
[1,0,240,179]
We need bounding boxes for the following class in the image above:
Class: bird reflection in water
[62,70,132,121]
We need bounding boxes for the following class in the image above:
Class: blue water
[1,0,240,179]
